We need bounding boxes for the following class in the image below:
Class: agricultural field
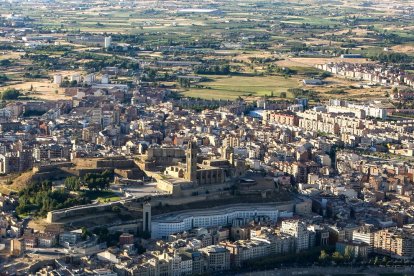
[0,0,411,104]
[179,75,300,100]
[178,73,385,101]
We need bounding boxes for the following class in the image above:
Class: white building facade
[151,204,293,239]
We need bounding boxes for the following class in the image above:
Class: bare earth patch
[277,57,373,68]
[391,44,414,54]
[2,81,70,101]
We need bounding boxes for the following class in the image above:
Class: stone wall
[46,202,122,223]
[72,157,136,170]
[114,168,145,179]
[32,162,73,173]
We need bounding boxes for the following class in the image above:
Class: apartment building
[221,240,271,267]
[263,111,299,126]
[297,110,367,136]
[374,228,414,259]
[199,245,230,272]
[251,231,295,255]
[281,220,310,252]
[352,226,375,253]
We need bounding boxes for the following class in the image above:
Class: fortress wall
[72,157,135,170]
[46,202,122,223]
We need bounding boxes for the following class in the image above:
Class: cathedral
[164,141,244,186]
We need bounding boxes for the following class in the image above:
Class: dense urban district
[0,0,414,275]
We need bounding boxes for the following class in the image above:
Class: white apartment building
[348,103,387,119]
[104,36,112,49]
[281,220,310,252]
[353,226,375,253]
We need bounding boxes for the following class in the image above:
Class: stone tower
[185,141,198,182]
[221,146,234,163]
[143,202,151,234]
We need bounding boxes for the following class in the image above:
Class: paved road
[236,266,414,276]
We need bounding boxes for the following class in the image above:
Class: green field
[84,190,121,203]
[180,75,300,100]
[281,16,339,26]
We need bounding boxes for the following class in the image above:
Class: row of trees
[194,64,231,75]
[84,59,139,71]
[326,89,347,95]
[319,250,403,267]
[23,71,46,79]
[59,80,79,88]
[265,64,297,76]
[24,54,62,70]
[318,250,352,264]
[370,52,413,64]
[288,88,319,100]
[0,74,9,84]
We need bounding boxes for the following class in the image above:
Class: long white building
[151,203,294,239]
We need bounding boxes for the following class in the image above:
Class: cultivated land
[0,0,412,102]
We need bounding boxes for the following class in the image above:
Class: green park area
[86,190,121,203]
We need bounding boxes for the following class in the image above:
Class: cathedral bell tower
[185,141,198,183]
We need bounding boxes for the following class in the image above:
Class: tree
[280,92,287,98]
[1,88,21,100]
[16,180,89,217]
[374,256,380,266]
[319,250,329,264]
[81,226,91,240]
[382,256,388,265]
[0,74,8,84]
[0,59,11,66]
[93,227,109,243]
[320,72,332,79]
[83,170,112,191]
[344,247,353,261]
[178,77,190,88]
[112,205,121,213]
[147,69,157,81]
[64,176,82,191]
[332,251,344,263]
